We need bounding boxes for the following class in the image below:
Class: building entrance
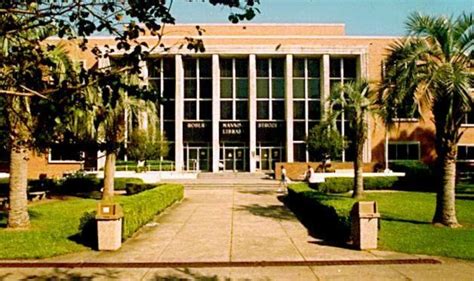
[184,146,211,171]
[257,146,284,171]
[220,146,248,172]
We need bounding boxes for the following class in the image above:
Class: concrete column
[249,55,257,172]
[96,56,110,170]
[322,54,331,120]
[285,54,294,163]
[175,55,184,171]
[212,54,220,172]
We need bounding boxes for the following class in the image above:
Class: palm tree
[378,13,473,227]
[331,79,374,199]
[0,20,73,228]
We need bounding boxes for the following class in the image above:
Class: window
[330,57,358,161]
[388,142,420,161]
[462,110,474,125]
[183,57,212,121]
[148,57,175,140]
[292,58,321,159]
[458,145,474,161]
[220,58,249,120]
[49,145,83,162]
[256,58,285,120]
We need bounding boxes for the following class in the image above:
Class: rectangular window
[463,110,474,125]
[256,58,285,121]
[457,145,474,161]
[183,57,212,121]
[293,143,306,162]
[49,145,83,162]
[388,142,420,161]
[220,57,249,120]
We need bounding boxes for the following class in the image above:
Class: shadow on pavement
[234,203,297,221]
[18,268,121,280]
[150,268,222,281]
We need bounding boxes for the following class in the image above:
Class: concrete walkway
[1,187,474,280]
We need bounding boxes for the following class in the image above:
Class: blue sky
[170,0,472,35]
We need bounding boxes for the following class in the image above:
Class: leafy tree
[331,80,374,199]
[127,129,169,163]
[307,121,345,164]
[378,13,473,227]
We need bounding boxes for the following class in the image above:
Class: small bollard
[96,202,123,251]
[350,201,380,250]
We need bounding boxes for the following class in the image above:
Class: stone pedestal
[97,218,122,251]
[351,201,380,250]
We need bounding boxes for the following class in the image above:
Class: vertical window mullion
[269,58,273,120]
[340,58,346,162]
[232,58,236,120]
[196,59,200,120]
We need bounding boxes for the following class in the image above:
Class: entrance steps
[180,181,280,189]
[164,172,280,189]
[197,172,272,180]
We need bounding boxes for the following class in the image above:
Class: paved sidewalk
[1,187,473,280]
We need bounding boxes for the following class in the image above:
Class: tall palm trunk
[8,147,30,228]
[102,150,116,200]
[352,113,366,199]
[432,144,459,227]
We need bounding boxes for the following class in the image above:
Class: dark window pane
[184,101,197,120]
[257,79,269,98]
[50,145,82,161]
[309,101,321,120]
[184,58,196,78]
[220,79,232,98]
[388,144,396,160]
[343,58,357,78]
[200,78,212,99]
[220,59,232,77]
[272,58,285,77]
[221,101,232,120]
[257,59,269,77]
[330,79,341,95]
[398,144,408,159]
[330,58,341,77]
[293,58,305,78]
[308,59,320,77]
[199,58,212,77]
[235,58,248,77]
[163,101,175,120]
[163,79,175,99]
[148,79,160,96]
[408,144,419,160]
[308,79,320,98]
[293,79,305,98]
[147,59,161,77]
[458,146,467,160]
[163,58,175,78]
[272,78,285,99]
[236,78,248,98]
[164,121,175,140]
[272,101,285,120]
[236,101,248,119]
[293,122,306,140]
[184,79,197,98]
[294,143,306,162]
[293,101,305,119]
[200,101,212,120]
[257,101,269,120]
[467,146,474,160]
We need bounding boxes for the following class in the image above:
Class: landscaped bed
[287,183,474,260]
[0,183,183,259]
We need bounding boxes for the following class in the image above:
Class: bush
[113,178,144,190]
[287,183,353,242]
[316,176,399,193]
[125,183,158,195]
[61,173,101,194]
[389,160,434,191]
[78,183,184,245]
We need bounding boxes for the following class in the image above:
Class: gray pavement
[1,186,474,280]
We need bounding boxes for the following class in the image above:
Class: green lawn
[0,198,97,259]
[289,183,474,260]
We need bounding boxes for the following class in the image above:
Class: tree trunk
[352,139,364,199]
[102,150,116,200]
[432,145,460,227]
[8,147,30,229]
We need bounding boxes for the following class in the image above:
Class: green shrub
[78,184,184,245]
[390,160,434,191]
[125,183,159,195]
[316,176,399,193]
[61,174,101,194]
[28,179,60,193]
[287,183,353,242]
[113,178,144,190]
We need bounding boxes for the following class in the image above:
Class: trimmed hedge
[316,176,399,193]
[79,183,184,245]
[287,183,354,242]
[125,183,159,195]
[389,160,434,191]
[114,178,144,190]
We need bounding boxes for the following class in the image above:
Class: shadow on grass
[456,195,474,201]
[281,191,351,247]
[381,216,430,225]
[0,210,41,228]
[234,203,297,221]
[18,268,121,280]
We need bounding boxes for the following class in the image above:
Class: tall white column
[285,54,294,163]
[212,55,220,172]
[322,54,331,120]
[249,55,257,172]
[175,55,184,171]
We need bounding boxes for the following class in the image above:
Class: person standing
[278,165,288,193]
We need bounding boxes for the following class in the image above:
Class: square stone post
[175,55,184,172]
[285,54,294,163]
[249,55,257,172]
[212,54,221,172]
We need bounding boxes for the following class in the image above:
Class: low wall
[275,162,380,181]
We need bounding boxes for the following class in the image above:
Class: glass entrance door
[184,147,211,171]
[222,147,248,171]
[257,146,284,171]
